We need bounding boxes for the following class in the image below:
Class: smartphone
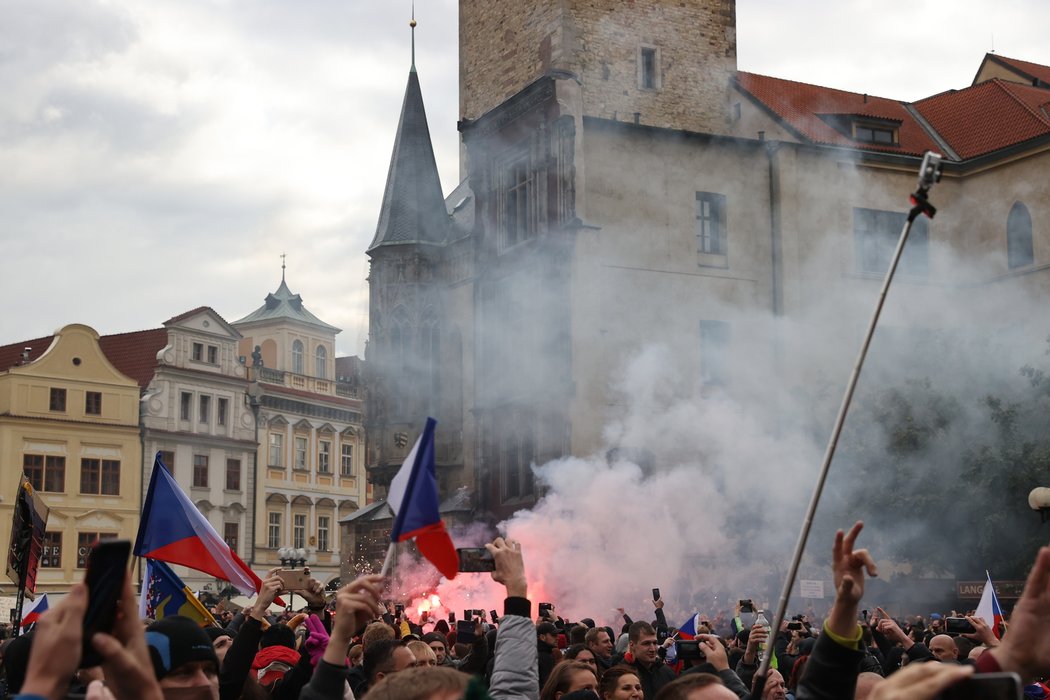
[457,547,496,572]
[538,602,553,617]
[652,587,661,601]
[463,609,472,621]
[457,618,476,644]
[787,621,803,631]
[676,640,705,662]
[739,599,754,613]
[945,617,976,635]
[80,539,132,668]
[448,612,456,623]
[276,568,310,591]
[489,609,499,623]
[395,604,405,618]
[937,672,1022,700]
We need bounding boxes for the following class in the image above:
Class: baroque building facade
[234,275,368,586]
[365,0,1050,522]
[0,325,142,592]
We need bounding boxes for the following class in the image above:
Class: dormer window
[852,120,898,145]
[818,114,901,146]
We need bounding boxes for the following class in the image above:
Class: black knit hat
[146,616,219,680]
[260,623,296,650]
[204,626,232,642]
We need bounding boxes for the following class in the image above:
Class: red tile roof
[98,329,169,388]
[735,72,939,156]
[737,66,1050,161]
[0,336,57,371]
[989,54,1050,87]
[0,328,167,388]
[164,306,213,325]
[914,79,1050,159]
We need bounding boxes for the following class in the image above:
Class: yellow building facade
[0,325,142,592]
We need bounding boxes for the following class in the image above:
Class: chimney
[21,347,31,363]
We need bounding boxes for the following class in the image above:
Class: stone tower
[364,49,452,496]
[459,0,737,135]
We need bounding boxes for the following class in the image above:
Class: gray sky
[2,0,1046,356]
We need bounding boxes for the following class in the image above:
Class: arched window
[292,340,304,374]
[315,345,327,379]
[1007,202,1034,269]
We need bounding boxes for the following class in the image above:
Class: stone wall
[460,0,736,134]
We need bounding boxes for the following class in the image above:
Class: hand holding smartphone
[80,539,132,668]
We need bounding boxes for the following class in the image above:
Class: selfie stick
[751,152,943,698]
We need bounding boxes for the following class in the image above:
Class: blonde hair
[406,640,438,665]
[363,666,469,700]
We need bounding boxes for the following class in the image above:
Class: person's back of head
[363,665,468,700]
[654,673,736,700]
[569,624,588,646]
[362,621,397,649]
[2,630,33,694]
[260,623,296,650]
[580,618,596,629]
[853,671,883,700]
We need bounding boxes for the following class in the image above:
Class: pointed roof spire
[410,3,417,73]
[233,276,341,332]
[368,22,449,254]
[281,252,286,282]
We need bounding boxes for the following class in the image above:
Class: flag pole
[380,541,397,577]
[751,152,944,698]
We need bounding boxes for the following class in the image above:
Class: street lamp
[1029,487,1050,523]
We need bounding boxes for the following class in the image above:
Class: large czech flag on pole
[388,418,458,580]
[975,571,1004,639]
[135,453,261,595]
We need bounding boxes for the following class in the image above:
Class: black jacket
[537,639,557,689]
[626,657,676,700]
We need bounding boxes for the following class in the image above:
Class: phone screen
[456,548,495,572]
[81,539,132,668]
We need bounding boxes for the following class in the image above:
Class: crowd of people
[2,522,1049,700]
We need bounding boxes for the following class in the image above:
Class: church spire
[410,3,417,73]
[368,15,448,254]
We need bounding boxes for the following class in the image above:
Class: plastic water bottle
[755,610,770,660]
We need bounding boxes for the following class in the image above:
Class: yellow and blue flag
[139,558,216,626]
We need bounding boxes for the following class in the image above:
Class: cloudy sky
[2,0,1046,356]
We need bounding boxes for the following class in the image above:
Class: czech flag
[388,418,458,580]
[677,613,701,640]
[975,571,1004,639]
[139,559,216,626]
[135,452,261,595]
[20,593,48,627]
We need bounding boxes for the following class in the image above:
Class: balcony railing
[249,367,359,400]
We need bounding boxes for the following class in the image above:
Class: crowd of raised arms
[2,523,1049,700]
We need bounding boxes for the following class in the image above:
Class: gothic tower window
[1007,202,1034,269]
